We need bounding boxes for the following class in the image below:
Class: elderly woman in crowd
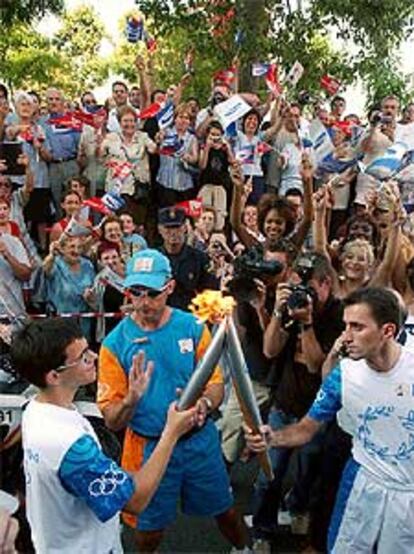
[42,235,96,338]
[156,103,199,207]
[100,104,157,226]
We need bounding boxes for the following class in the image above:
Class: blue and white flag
[317,152,360,176]
[102,190,126,212]
[159,132,185,157]
[156,101,175,130]
[365,142,408,180]
[252,62,270,78]
[236,144,255,164]
[214,94,251,129]
[309,119,334,164]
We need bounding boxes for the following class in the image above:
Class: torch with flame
[178,290,274,481]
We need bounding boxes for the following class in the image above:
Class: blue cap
[124,249,172,290]
[158,206,186,227]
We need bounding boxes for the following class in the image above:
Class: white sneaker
[230,547,254,554]
[277,508,292,526]
[251,538,271,553]
[244,515,253,528]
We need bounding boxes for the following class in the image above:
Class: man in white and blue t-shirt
[245,287,414,553]
[10,319,197,554]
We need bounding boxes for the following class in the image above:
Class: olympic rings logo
[88,462,127,497]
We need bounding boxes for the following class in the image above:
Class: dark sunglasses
[128,284,168,299]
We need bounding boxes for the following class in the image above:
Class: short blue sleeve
[58,434,135,523]
[308,365,342,422]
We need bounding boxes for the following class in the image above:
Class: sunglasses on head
[128,284,168,299]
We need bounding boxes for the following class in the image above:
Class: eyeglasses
[55,348,96,372]
[128,284,168,299]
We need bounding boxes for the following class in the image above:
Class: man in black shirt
[158,207,218,311]
[220,239,297,465]
[252,252,343,538]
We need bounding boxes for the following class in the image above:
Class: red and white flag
[213,67,236,87]
[176,198,203,218]
[106,160,133,180]
[265,64,283,96]
[138,102,162,120]
[256,141,273,155]
[83,197,112,215]
[320,74,341,96]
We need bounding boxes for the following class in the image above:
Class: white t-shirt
[309,347,414,489]
[22,400,135,553]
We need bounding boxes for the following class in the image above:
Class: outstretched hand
[125,350,154,407]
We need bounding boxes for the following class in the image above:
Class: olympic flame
[189,290,236,324]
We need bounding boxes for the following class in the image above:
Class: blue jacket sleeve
[58,434,135,523]
[308,364,342,422]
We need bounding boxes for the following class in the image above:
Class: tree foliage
[0,22,63,92]
[135,0,414,104]
[0,0,64,26]
[53,5,109,93]
[0,5,109,98]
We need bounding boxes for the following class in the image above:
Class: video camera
[286,254,318,310]
[227,247,284,303]
[370,111,393,127]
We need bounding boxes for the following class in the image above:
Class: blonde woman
[313,184,402,298]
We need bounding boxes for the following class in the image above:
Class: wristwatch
[200,396,213,413]
[301,322,313,331]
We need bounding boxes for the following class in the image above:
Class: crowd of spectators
[2,52,414,553]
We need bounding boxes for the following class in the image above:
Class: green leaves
[0,0,64,26]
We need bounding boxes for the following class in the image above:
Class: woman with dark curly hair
[230,155,313,250]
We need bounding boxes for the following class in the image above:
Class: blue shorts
[137,420,233,531]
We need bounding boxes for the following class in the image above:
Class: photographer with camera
[220,239,297,467]
[251,252,343,543]
[355,97,398,206]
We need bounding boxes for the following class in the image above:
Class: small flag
[236,144,255,164]
[47,113,83,132]
[213,67,236,87]
[176,198,203,218]
[145,33,157,53]
[365,142,408,181]
[73,108,107,130]
[106,160,133,181]
[126,16,144,43]
[19,128,35,143]
[234,29,245,48]
[265,64,283,96]
[159,133,185,157]
[64,216,93,238]
[285,61,304,87]
[97,266,126,295]
[101,191,126,212]
[251,62,270,78]
[255,141,273,155]
[320,74,341,96]
[139,102,162,120]
[83,197,112,215]
[156,101,175,129]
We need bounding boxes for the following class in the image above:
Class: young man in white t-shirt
[10,319,197,554]
[244,287,414,553]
